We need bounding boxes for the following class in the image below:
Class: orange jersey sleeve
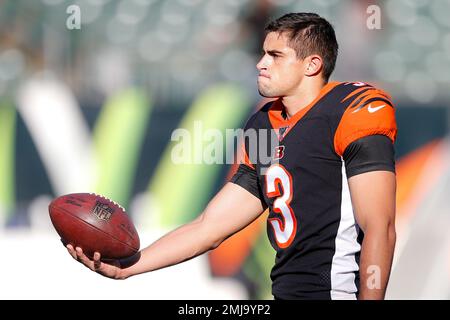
[334,86,397,157]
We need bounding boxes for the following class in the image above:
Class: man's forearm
[118,217,218,279]
[358,226,396,299]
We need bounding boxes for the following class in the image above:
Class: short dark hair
[265,13,338,81]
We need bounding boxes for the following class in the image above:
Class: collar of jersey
[268,82,340,140]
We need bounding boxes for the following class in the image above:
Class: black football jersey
[231,81,397,300]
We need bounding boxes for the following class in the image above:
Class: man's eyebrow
[266,50,284,55]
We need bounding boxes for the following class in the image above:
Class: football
[49,193,140,260]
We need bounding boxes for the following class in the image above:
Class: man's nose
[256,55,267,71]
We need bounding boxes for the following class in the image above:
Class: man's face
[256,32,307,98]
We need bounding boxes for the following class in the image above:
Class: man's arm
[67,182,265,279]
[348,170,396,300]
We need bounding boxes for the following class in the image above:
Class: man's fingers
[75,247,95,270]
[93,252,101,261]
[93,252,101,270]
[66,244,78,260]
[68,247,115,277]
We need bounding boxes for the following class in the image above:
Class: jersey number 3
[265,164,297,248]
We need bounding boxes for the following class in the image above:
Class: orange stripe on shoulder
[341,86,372,103]
[334,88,397,156]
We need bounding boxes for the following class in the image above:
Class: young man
[67,13,397,300]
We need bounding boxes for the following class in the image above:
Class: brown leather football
[49,193,140,259]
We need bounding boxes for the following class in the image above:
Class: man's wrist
[117,251,142,279]
[116,266,130,280]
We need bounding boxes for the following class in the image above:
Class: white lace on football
[89,193,125,211]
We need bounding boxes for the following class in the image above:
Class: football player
[67,12,396,300]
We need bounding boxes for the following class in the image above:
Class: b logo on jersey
[274,145,285,160]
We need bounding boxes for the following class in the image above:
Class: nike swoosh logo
[352,104,386,114]
[368,104,386,113]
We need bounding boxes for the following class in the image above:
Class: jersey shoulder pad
[334,82,397,156]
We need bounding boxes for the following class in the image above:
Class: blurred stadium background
[0,0,449,299]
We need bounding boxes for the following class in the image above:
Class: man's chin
[258,85,272,97]
[258,89,278,98]
[258,90,267,97]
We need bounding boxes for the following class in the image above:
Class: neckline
[268,81,340,140]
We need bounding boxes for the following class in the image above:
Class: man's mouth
[258,73,270,79]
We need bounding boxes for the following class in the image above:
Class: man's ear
[305,55,323,77]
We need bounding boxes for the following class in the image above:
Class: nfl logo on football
[92,201,114,221]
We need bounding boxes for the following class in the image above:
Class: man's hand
[66,244,123,279]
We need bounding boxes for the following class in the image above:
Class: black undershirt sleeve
[343,135,396,178]
[230,164,267,208]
